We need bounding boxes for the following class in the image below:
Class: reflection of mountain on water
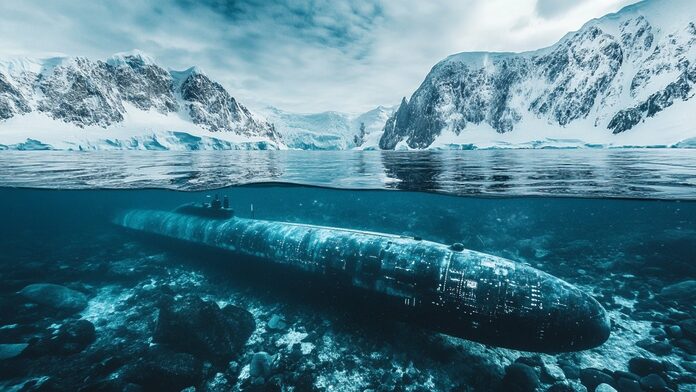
[0,150,694,199]
[381,151,443,192]
[164,153,285,188]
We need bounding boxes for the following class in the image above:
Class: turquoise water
[1,150,695,198]
[0,151,695,391]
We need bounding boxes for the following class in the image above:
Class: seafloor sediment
[0,219,694,392]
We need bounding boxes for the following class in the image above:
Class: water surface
[1,150,695,391]
[1,149,695,199]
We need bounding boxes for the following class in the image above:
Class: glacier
[261,106,394,150]
[379,0,696,150]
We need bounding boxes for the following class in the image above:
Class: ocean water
[0,150,695,392]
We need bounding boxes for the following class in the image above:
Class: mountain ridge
[379,0,696,150]
[0,50,282,150]
[261,105,395,150]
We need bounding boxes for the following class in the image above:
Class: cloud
[0,0,639,113]
[535,0,583,18]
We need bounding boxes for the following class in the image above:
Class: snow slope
[261,106,394,150]
[0,50,283,150]
[380,0,696,150]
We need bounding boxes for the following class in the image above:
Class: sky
[0,0,639,114]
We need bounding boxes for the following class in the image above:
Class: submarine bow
[116,208,610,353]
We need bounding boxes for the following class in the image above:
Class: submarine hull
[116,209,610,353]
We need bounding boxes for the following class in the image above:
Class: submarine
[115,197,610,353]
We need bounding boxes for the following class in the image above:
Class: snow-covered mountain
[380,0,696,150]
[0,51,282,150]
[261,105,394,150]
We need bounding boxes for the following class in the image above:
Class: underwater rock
[11,376,53,391]
[616,377,642,392]
[594,384,617,392]
[612,371,639,382]
[659,280,696,303]
[267,315,287,331]
[78,379,144,392]
[674,338,696,355]
[500,363,539,392]
[25,319,96,356]
[204,372,231,392]
[649,328,667,339]
[542,363,566,382]
[666,325,683,339]
[637,339,672,356]
[559,363,581,380]
[545,383,574,392]
[19,283,88,313]
[545,382,587,392]
[682,361,696,373]
[678,319,696,341]
[153,295,255,364]
[628,357,664,377]
[515,355,543,368]
[249,352,275,379]
[639,373,667,391]
[122,348,203,391]
[0,343,28,359]
[579,368,614,391]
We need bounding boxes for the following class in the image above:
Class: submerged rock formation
[154,295,255,364]
[18,283,88,313]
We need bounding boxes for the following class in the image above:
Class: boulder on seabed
[579,368,614,391]
[542,362,566,382]
[19,283,88,313]
[678,319,696,341]
[628,357,665,377]
[122,347,203,391]
[267,314,287,330]
[639,373,667,391]
[636,339,672,356]
[659,280,696,303]
[25,319,96,356]
[595,383,617,392]
[0,343,28,360]
[616,377,642,392]
[666,325,683,339]
[500,363,539,392]
[153,295,255,364]
[546,383,574,392]
[249,351,275,379]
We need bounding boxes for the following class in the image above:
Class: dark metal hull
[116,209,610,353]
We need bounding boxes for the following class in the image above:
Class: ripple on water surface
[0,149,695,199]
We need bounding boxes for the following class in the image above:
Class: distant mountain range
[1,0,694,150]
[0,49,393,151]
[261,106,394,150]
[380,0,696,149]
[0,51,286,150]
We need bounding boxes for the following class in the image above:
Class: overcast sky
[0,0,638,113]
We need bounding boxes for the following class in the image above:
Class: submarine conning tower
[173,194,234,219]
[115,207,611,353]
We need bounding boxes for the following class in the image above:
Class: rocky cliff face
[0,72,31,120]
[180,73,276,139]
[0,51,280,145]
[380,0,696,149]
